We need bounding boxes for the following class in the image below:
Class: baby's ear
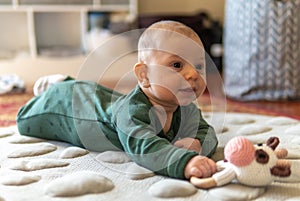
[134,63,150,88]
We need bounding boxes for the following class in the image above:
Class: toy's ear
[267,137,280,150]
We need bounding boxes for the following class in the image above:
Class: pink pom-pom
[224,137,255,167]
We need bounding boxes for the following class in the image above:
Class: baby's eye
[195,64,203,70]
[172,62,182,69]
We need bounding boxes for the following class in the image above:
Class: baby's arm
[174,138,201,153]
[184,155,217,179]
[178,106,218,157]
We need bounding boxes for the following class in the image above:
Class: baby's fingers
[190,167,202,178]
[190,164,212,178]
[207,158,217,174]
[198,163,213,178]
[184,156,217,179]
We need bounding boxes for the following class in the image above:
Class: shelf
[19,0,93,5]
[101,0,129,5]
[0,0,137,60]
[0,0,10,5]
[18,0,130,6]
[0,11,30,59]
[34,12,83,57]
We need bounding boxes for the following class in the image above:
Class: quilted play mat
[0,112,300,201]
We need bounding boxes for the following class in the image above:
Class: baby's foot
[33,74,67,96]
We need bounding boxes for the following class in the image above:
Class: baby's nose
[183,65,199,80]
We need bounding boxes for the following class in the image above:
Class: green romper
[17,79,217,179]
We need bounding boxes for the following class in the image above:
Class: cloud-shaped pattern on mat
[45,171,114,197]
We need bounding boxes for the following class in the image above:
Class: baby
[17,20,218,180]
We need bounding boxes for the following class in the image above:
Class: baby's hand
[184,155,217,179]
[174,138,201,153]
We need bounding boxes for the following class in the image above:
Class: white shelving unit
[0,0,138,60]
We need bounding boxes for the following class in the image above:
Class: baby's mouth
[179,87,195,93]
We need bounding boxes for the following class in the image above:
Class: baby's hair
[138,20,202,63]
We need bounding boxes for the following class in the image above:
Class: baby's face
[144,50,206,106]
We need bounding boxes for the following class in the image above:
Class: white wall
[0,1,226,87]
[138,0,225,23]
[0,54,137,90]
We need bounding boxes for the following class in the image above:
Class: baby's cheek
[198,78,206,91]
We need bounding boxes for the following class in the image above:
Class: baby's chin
[177,98,195,106]
[175,93,199,106]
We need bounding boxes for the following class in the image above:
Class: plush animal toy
[190,136,291,189]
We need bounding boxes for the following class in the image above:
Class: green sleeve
[196,111,218,157]
[177,104,218,157]
[113,91,197,179]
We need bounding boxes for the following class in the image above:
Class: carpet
[0,112,299,201]
[0,92,33,127]
[0,91,288,127]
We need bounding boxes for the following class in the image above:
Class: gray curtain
[224,0,300,100]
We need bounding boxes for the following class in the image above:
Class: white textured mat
[0,113,300,201]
